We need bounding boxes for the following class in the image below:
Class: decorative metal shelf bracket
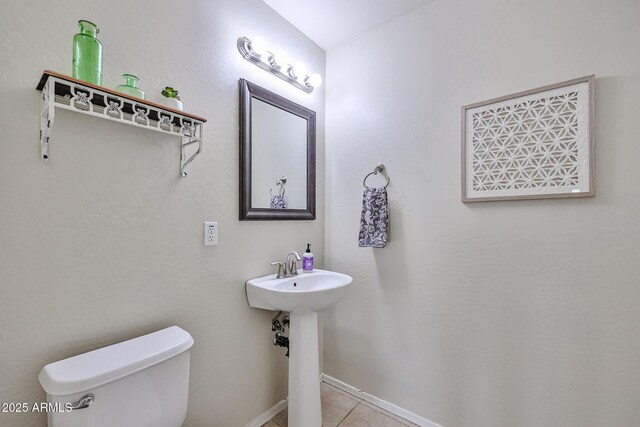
[37,71,206,177]
[40,76,55,160]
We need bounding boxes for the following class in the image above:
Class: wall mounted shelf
[36,70,207,177]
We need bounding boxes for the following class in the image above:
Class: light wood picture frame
[461,75,595,202]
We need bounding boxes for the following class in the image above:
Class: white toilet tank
[39,326,194,427]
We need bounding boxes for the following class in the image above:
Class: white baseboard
[322,374,443,427]
[244,398,287,427]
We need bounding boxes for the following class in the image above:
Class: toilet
[38,326,194,427]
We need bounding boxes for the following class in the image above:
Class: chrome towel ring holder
[271,176,287,196]
[363,163,390,189]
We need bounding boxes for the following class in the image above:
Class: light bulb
[306,73,323,88]
[293,62,307,81]
[273,49,290,70]
[250,36,268,57]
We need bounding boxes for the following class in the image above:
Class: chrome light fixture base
[237,36,314,94]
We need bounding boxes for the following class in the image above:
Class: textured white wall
[323,1,640,426]
[0,1,324,426]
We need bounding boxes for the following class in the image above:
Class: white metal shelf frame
[38,73,205,177]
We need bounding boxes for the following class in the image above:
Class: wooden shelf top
[37,70,207,123]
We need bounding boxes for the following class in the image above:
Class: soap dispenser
[302,243,314,273]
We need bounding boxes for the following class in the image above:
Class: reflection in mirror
[251,98,307,209]
[240,79,316,220]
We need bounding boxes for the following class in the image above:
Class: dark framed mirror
[240,79,316,220]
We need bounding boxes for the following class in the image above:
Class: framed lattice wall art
[461,75,595,202]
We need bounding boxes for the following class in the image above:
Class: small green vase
[115,74,145,100]
[72,20,102,85]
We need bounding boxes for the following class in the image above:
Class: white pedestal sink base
[245,269,353,427]
[288,312,322,427]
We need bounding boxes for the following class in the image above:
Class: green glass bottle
[114,74,145,100]
[72,20,102,85]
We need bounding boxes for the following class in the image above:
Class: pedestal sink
[246,269,353,427]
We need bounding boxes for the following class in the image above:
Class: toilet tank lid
[39,326,194,396]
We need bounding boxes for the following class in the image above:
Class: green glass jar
[115,74,145,100]
[72,20,102,85]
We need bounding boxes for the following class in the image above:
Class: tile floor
[262,382,419,427]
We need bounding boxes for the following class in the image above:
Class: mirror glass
[251,98,307,209]
[240,79,316,220]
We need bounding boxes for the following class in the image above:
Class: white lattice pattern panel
[463,79,593,201]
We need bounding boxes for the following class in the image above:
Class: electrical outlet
[203,222,218,246]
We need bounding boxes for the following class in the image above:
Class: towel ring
[363,163,390,189]
[271,176,287,197]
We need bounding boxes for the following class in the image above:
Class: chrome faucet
[272,251,302,279]
[285,251,301,276]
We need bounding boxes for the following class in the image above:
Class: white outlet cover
[204,222,218,246]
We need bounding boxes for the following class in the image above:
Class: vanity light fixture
[237,36,322,94]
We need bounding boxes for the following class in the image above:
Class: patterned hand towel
[270,194,286,209]
[358,187,389,248]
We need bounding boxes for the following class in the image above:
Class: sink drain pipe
[271,311,290,357]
